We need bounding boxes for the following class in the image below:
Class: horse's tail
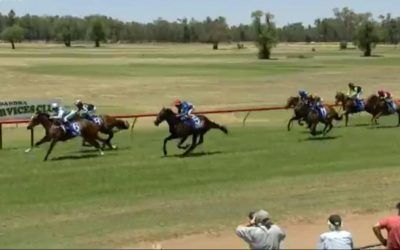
[209,120,228,134]
[115,119,130,130]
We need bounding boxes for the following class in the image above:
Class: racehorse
[335,91,364,126]
[286,96,310,131]
[84,115,130,149]
[308,105,342,136]
[364,94,400,126]
[27,112,107,161]
[26,112,53,152]
[154,108,228,156]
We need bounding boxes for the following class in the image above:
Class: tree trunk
[364,43,371,56]
[64,40,71,47]
[212,42,218,50]
[95,40,100,47]
[259,45,271,59]
[11,40,15,50]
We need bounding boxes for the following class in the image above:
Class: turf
[1,42,400,247]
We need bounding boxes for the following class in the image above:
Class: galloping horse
[364,94,400,126]
[335,91,364,126]
[286,96,310,131]
[308,105,342,136]
[27,112,107,161]
[154,108,228,156]
[86,115,130,149]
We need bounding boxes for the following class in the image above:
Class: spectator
[317,214,353,250]
[373,202,400,250]
[236,209,285,250]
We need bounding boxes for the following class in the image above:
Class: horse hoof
[100,151,105,156]
[111,145,118,150]
[25,148,32,153]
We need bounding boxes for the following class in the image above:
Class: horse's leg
[310,122,317,136]
[197,133,205,146]
[25,135,51,153]
[87,138,104,156]
[287,116,296,131]
[397,111,400,127]
[373,112,382,125]
[345,112,349,127]
[44,139,57,161]
[182,134,198,156]
[163,134,175,156]
[105,130,116,149]
[177,136,189,150]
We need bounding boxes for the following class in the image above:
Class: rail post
[0,123,2,150]
[242,111,252,127]
[130,117,138,141]
[30,128,34,147]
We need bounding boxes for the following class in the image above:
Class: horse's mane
[163,107,177,115]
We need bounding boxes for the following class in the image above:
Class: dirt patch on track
[132,212,387,249]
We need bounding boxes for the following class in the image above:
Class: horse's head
[154,107,174,126]
[285,96,299,109]
[27,111,50,130]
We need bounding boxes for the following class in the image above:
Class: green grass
[1,114,400,247]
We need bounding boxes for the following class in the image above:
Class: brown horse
[154,108,228,156]
[27,112,107,161]
[334,91,364,126]
[84,115,130,149]
[364,94,400,126]
[286,96,310,131]
[308,105,342,136]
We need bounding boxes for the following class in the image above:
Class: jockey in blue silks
[50,103,79,136]
[298,90,310,105]
[174,99,194,120]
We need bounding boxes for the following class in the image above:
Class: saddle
[182,115,204,129]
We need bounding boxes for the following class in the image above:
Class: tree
[251,10,278,59]
[7,9,16,26]
[88,18,106,47]
[54,17,75,47]
[207,17,230,49]
[355,21,380,56]
[1,24,24,49]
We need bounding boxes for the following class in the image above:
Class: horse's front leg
[287,116,297,131]
[373,112,382,125]
[163,134,175,156]
[345,112,349,127]
[182,134,198,156]
[25,135,50,153]
[177,136,189,150]
[44,139,58,161]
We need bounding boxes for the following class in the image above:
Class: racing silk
[178,101,194,117]
[62,109,78,123]
[348,86,363,99]
[50,107,68,120]
[79,103,96,117]
[379,91,392,99]
[299,91,309,103]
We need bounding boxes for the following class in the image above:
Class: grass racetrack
[1,43,400,247]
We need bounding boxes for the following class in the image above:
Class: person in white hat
[236,209,285,250]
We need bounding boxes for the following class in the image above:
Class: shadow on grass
[367,125,400,129]
[51,154,100,161]
[163,151,224,158]
[336,123,370,128]
[303,135,341,141]
[76,146,130,153]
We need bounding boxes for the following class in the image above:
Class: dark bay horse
[364,94,400,126]
[27,112,107,161]
[154,108,228,156]
[286,96,310,131]
[334,91,364,126]
[308,105,342,136]
[85,115,130,149]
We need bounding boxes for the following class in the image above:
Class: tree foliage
[252,10,278,59]
[1,24,24,49]
[355,21,380,56]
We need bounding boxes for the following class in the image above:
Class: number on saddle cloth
[183,115,203,129]
[91,116,102,126]
[66,122,81,137]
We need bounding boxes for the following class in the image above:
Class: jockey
[298,90,309,104]
[378,90,396,112]
[347,82,363,99]
[348,82,364,110]
[309,94,327,119]
[174,99,194,120]
[50,103,78,135]
[75,100,96,120]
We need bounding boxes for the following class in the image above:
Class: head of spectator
[327,214,342,231]
[251,210,272,228]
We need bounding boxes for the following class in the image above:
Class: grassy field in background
[1,43,400,247]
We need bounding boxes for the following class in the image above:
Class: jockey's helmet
[75,99,83,107]
[348,82,355,88]
[51,103,59,111]
[174,99,182,106]
[378,90,384,96]
[299,90,307,97]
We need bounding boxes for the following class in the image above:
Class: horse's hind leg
[44,139,58,161]
[87,138,104,156]
[182,134,198,156]
[177,136,189,150]
[105,131,116,149]
[287,117,296,131]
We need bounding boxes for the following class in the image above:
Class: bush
[339,41,348,50]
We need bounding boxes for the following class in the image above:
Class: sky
[0,0,399,26]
